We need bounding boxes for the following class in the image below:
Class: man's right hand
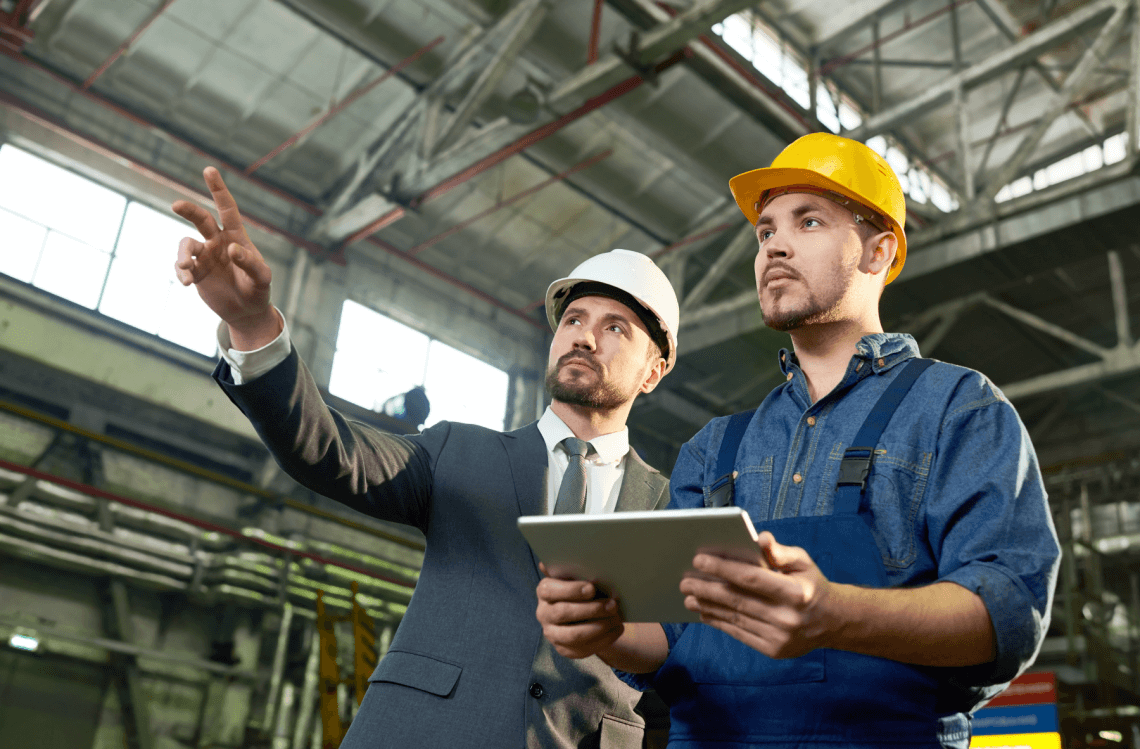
[536,564,625,659]
[172,167,281,351]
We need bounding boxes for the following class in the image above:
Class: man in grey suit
[171,167,681,748]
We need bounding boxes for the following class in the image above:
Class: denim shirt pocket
[704,456,773,509]
[863,442,932,569]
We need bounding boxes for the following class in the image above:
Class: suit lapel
[499,422,548,518]
[614,448,668,512]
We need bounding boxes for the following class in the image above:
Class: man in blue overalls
[535,132,1061,748]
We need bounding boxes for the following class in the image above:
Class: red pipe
[588,0,604,65]
[0,457,415,590]
[364,236,547,331]
[650,220,736,259]
[408,149,612,256]
[344,50,687,246]
[245,36,444,175]
[0,0,36,52]
[82,0,178,89]
[15,54,321,216]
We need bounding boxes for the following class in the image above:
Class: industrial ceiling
[1,0,1138,478]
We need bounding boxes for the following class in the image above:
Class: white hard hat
[545,249,680,373]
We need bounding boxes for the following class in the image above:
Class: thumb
[757,531,805,572]
[228,243,271,287]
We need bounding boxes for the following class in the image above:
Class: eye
[759,229,775,242]
[607,323,625,334]
[563,316,581,327]
[803,217,821,228]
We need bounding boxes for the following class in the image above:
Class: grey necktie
[554,437,593,514]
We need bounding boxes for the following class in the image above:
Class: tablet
[519,507,762,623]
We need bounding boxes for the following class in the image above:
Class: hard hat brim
[729,166,908,284]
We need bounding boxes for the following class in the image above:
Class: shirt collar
[778,332,920,376]
[537,407,629,464]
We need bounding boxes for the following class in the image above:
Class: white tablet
[518,507,762,623]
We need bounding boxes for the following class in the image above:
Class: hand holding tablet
[519,507,765,623]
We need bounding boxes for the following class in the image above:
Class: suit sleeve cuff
[216,307,292,385]
[940,562,1044,685]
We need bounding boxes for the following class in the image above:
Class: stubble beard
[545,355,631,410]
[761,256,858,332]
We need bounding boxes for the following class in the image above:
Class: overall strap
[706,409,756,507]
[834,357,935,516]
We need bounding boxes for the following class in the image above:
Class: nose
[765,229,790,259]
[570,326,595,351]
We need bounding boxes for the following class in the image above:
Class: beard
[545,352,631,410]
[761,256,858,332]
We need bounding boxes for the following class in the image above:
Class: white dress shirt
[536,409,629,516]
[218,311,630,516]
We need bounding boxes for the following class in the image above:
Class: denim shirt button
[792,472,803,483]
[786,372,793,381]
[877,357,885,367]
[806,416,816,426]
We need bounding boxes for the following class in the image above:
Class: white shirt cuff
[216,307,291,385]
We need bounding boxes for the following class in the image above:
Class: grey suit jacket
[215,348,669,748]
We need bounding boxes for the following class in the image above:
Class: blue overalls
[654,359,971,748]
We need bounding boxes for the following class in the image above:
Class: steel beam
[407,150,611,256]
[678,298,765,354]
[1002,342,1140,400]
[1110,250,1133,347]
[426,0,550,157]
[844,0,1124,141]
[81,0,175,88]
[680,223,755,311]
[681,289,758,327]
[550,0,758,109]
[1129,0,1140,160]
[102,580,153,749]
[813,0,914,52]
[974,65,1028,184]
[903,163,1140,280]
[981,294,1111,358]
[316,0,756,244]
[246,36,443,175]
[977,0,1131,202]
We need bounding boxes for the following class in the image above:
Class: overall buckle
[837,447,874,490]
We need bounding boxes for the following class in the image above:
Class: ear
[639,356,667,394]
[865,231,898,279]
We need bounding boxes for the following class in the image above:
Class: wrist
[228,307,282,351]
[814,581,859,651]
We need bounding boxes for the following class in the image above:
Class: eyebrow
[756,201,827,227]
[563,305,634,329]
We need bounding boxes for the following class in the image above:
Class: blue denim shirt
[625,333,1060,707]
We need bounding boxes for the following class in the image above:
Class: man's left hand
[679,530,837,659]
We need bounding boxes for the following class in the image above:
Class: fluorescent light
[9,633,39,652]
[1101,730,1123,742]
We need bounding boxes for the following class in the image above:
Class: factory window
[0,145,218,357]
[329,300,510,431]
[994,134,1130,203]
[711,13,956,214]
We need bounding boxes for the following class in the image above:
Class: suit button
[529,682,545,699]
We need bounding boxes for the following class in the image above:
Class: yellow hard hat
[729,132,908,284]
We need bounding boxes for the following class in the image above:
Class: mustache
[763,262,801,285]
[557,351,600,373]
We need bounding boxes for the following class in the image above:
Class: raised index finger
[203,166,244,233]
